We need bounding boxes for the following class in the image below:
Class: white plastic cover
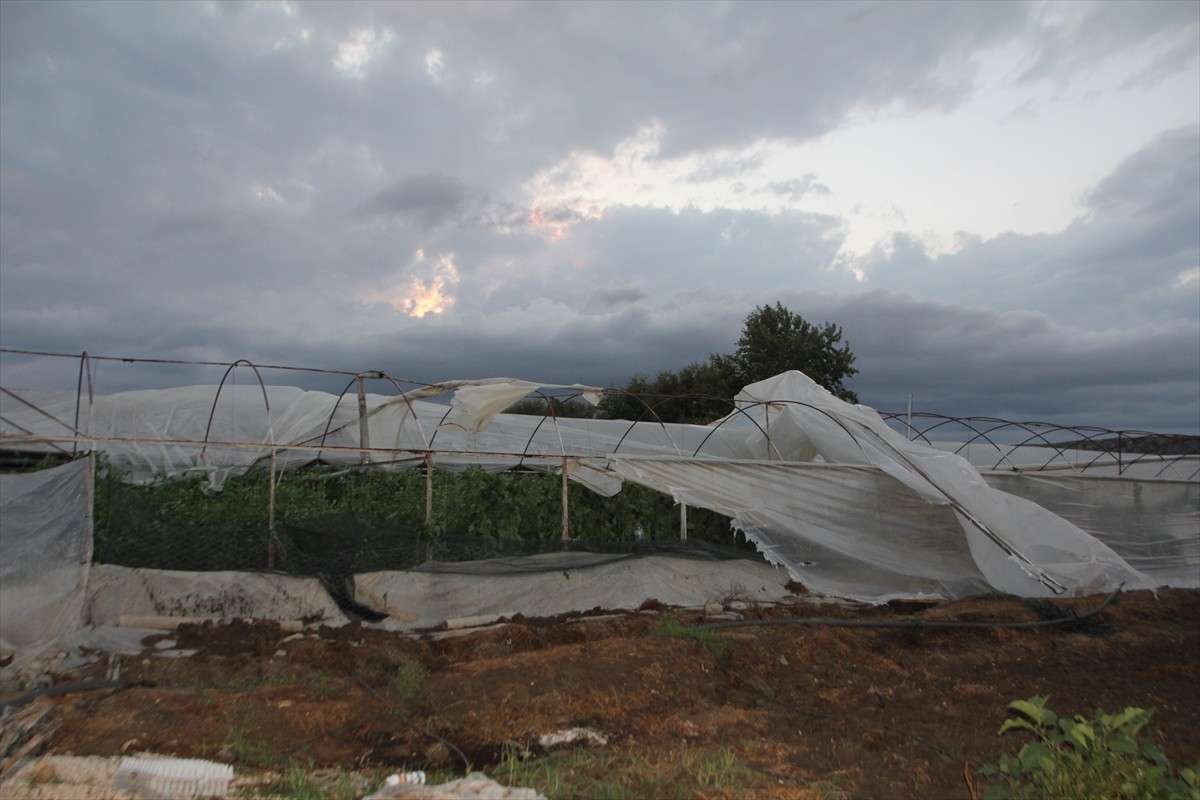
[0,459,93,674]
[1,371,1194,607]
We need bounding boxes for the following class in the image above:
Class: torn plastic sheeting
[610,454,1154,602]
[443,379,589,432]
[717,373,1157,597]
[610,457,994,601]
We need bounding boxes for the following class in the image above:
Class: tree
[506,303,858,423]
[729,302,858,403]
[594,360,736,424]
[504,396,597,419]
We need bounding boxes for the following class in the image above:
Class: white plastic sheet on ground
[82,554,794,632]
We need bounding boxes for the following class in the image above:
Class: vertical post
[267,448,277,570]
[906,394,913,441]
[561,458,570,542]
[424,453,434,528]
[679,502,688,540]
[425,453,435,562]
[86,450,96,561]
[356,375,370,464]
[764,402,771,459]
[73,352,87,456]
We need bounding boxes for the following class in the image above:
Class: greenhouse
[1,354,1197,689]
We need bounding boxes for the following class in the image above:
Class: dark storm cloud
[785,290,1200,431]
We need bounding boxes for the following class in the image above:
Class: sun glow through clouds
[333,26,394,79]
[360,250,461,318]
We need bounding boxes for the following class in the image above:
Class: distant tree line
[508,302,858,424]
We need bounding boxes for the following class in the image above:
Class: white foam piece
[114,756,233,798]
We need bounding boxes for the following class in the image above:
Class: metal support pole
[679,502,688,540]
[86,450,96,556]
[425,453,435,562]
[267,448,277,570]
[356,375,370,463]
[425,453,434,528]
[561,458,570,542]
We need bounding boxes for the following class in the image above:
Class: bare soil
[6,588,1200,799]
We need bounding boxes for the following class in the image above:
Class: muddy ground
[4,588,1199,799]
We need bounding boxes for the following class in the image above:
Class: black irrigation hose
[352,675,472,773]
[698,585,1122,633]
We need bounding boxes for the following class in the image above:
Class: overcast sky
[2,1,1198,433]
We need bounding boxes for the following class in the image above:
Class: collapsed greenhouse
[1,356,1198,689]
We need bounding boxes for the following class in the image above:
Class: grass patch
[654,618,728,658]
[387,658,428,703]
[223,725,277,769]
[488,741,836,799]
[234,761,379,800]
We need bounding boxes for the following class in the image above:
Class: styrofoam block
[114,756,233,798]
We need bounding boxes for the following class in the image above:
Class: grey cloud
[576,205,847,294]
[792,290,1200,432]
[685,153,765,183]
[589,287,648,309]
[2,3,1196,437]
[768,176,832,202]
[1018,1,1199,90]
[357,174,468,229]
[857,126,1200,326]
[1081,127,1199,219]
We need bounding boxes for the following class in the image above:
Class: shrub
[978,696,1199,800]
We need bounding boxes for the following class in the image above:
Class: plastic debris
[365,771,546,799]
[385,770,426,786]
[113,755,233,798]
[538,727,608,749]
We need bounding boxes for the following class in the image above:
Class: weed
[977,696,1200,800]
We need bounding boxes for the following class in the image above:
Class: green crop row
[92,460,743,571]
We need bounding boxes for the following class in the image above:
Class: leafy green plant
[978,696,1200,800]
[92,460,741,573]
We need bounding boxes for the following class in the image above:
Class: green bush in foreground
[978,696,1199,800]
